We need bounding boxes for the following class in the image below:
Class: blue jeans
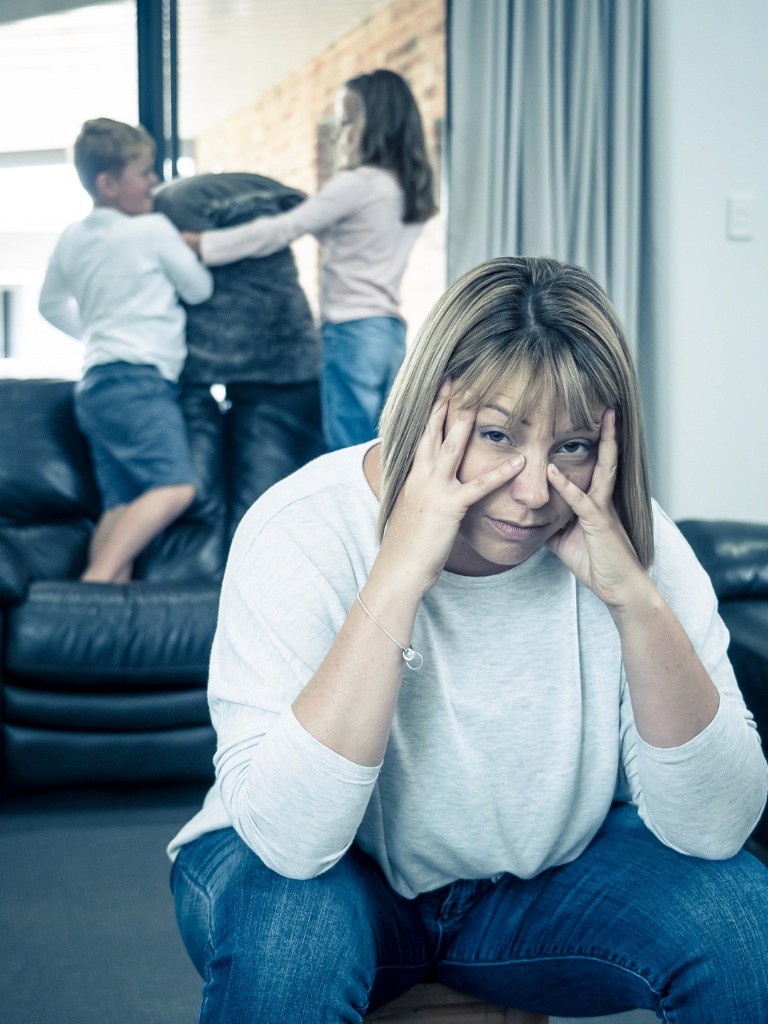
[321,317,407,451]
[170,804,768,1022]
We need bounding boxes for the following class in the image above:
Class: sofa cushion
[0,379,100,525]
[0,531,31,604]
[3,685,209,731]
[2,724,216,789]
[5,580,218,687]
[1,522,93,584]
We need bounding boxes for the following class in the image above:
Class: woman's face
[445,388,606,576]
[334,87,365,169]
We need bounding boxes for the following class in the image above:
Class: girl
[183,69,436,451]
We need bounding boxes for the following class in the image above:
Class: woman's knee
[659,849,768,1017]
[174,830,380,1021]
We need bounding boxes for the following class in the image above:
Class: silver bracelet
[356,592,424,671]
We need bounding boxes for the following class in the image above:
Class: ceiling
[0,0,388,153]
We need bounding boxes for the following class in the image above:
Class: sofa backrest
[0,379,98,581]
[677,519,768,600]
[0,378,228,584]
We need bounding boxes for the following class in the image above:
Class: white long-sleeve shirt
[168,443,768,898]
[199,166,422,324]
[39,207,213,382]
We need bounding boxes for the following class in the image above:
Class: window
[0,1,137,377]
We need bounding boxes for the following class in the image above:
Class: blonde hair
[74,118,154,197]
[378,256,654,568]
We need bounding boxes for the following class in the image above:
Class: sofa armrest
[0,532,32,605]
[677,519,768,600]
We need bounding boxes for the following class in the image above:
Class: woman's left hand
[545,410,648,611]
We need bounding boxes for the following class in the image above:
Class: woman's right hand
[373,380,524,596]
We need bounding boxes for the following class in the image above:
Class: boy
[38,118,213,583]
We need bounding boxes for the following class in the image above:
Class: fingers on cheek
[548,464,580,503]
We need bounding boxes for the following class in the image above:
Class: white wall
[648,0,768,522]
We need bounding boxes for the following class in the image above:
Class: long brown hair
[378,256,655,568]
[345,69,437,224]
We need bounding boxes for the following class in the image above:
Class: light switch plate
[726,192,755,240]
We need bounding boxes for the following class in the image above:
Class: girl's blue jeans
[170,803,768,1022]
[321,317,407,451]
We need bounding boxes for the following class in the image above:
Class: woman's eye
[557,440,592,457]
[481,429,511,445]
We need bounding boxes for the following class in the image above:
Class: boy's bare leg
[81,484,195,583]
[88,505,128,574]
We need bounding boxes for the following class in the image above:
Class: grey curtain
[447,0,649,348]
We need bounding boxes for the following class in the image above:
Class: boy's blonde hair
[73,118,155,197]
[378,256,655,568]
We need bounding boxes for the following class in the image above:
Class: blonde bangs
[451,337,608,434]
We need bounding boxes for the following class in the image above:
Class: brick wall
[193,0,446,340]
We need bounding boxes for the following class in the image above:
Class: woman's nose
[510,457,550,509]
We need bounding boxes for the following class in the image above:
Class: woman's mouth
[487,517,546,539]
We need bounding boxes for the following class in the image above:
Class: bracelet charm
[356,592,424,672]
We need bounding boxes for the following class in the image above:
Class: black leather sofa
[677,519,768,847]
[0,376,322,791]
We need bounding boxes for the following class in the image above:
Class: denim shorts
[75,362,195,510]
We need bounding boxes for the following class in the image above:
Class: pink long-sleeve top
[199,166,423,325]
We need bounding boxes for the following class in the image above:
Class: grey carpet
[0,785,207,1024]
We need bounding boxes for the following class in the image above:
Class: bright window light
[0,164,91,233]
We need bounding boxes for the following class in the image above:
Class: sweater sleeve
[38,243,84,339]
[207,509,380,879]
[151,214,214,304]
[199,171,368,266]
[620,508,768,858]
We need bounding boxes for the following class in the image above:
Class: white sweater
[199,166,422,325]
[169,443,768,898]
[39,208,213,382]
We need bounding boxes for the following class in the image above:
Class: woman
[183,68,437,452]
[169,257,768,1022]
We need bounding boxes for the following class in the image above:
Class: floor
[0,784,204,1024]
